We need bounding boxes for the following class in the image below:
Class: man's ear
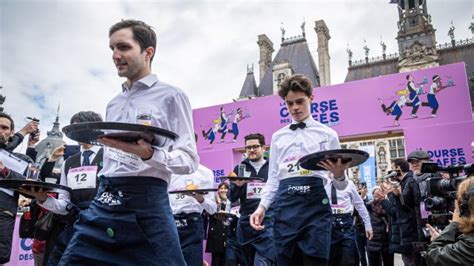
[145,47,155,61]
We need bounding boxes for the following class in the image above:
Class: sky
[0,0,472,147]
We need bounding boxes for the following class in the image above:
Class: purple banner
[193,62,473,175]
[194,63,472,153]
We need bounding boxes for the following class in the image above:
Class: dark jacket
[366,200,390,253]
[397,171,420,245]
[381,193,402,253]
[382,172,420,251]
[425,222,474,266]
[229,158,270,216]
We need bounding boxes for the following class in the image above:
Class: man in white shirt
[323,175,372,265]
[250,74,350,266]
[22,111,104,265]
[60,20,198,265]
[169,163,217,266]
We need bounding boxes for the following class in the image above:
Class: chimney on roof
[315,20,331,86]
[257,34,274,82]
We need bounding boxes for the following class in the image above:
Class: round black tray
[298,149,369,171]
[0,179,72,195]
[62,122,178,146]
[220,176,264,182]
[168,188,218,195]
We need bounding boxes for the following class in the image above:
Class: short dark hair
[278,74,313,99]
[109,19,157,62]
[244,133,265,146]
[70,111,103,124]
[0,112,14,130]
[393,158,410,172]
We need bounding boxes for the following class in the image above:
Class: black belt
[332,213,352,218]
[174,212,201,220]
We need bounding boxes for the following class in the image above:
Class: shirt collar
[121,74,159,92]
[291,116,317,127]
[81,145,101,154]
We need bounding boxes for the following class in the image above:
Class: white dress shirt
[39,145,101,215]
[168,164,217,215]
[324,178,372,230]
[259,116,341,210]
[98,74,199,182]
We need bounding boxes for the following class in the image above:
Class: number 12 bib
[67,166,98,190]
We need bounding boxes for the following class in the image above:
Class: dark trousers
[237,215,276,265]
[277,247,327,266]
[0,211,15,264]
[211,252,226,266]
[355,228,368,266]
[329,215,357,266]
[60,176,185,265]
[226,237,247,266]
[175,213,204,266]
[367,250,394,266]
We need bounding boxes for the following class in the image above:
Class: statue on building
[0,86,5,112]
[363,39,370,58]
[346,45,353,62]
[380,40,387,56]
[448,21,455,41]
[301,19,306,36]
[280,22,285,41]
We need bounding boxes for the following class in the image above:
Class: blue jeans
[60,176,185,265]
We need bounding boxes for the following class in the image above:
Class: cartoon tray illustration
[0,179,72,197]
[168,188,218,195]
[298,149,369,171]
[220,176,264,182]
[62,122,178,146]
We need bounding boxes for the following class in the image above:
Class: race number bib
[281,157,312,178]
[330,203,348,215]
[67,166,98,190]
[170,191,195,207]
[106,148,141,169]
[246,182,265,200]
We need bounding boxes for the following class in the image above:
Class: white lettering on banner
[106,148,141,169]
[246,182,265,199]
[67,166,97,190]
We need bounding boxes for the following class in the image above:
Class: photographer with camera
[380,159,420,266]
[0,112,36,265]
[408,150,433,242]
[424,175,474,266]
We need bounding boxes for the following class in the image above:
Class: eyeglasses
[245,145,262,150]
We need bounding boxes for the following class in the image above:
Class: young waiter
[250,74,350,266]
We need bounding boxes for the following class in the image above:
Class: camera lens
[424,196,446,212]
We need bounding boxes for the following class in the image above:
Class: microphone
[383,171,401,186]
[383,171,398,179]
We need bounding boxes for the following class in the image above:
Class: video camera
[421,162,473,226]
